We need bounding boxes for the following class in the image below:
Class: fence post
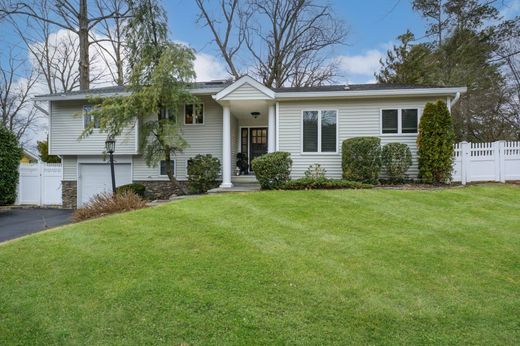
[498,141,506,183]
[461,141,470,185]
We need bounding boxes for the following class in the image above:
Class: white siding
[223,83,270,100]
[62,156,77,181]
[132,96,224,181]
[278,97,439,179]
[50,100,137,155]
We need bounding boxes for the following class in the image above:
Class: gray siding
[132,96,224,181]
[50,100,137,155]
[278,97,439,179]
[62,156,77,181]
[224,83,269,100]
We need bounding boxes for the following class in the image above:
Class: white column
[220,105,233,188]
[268,104,275,153]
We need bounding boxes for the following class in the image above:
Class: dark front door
[249,127,268,170]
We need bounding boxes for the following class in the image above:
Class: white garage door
[79,163,132,206]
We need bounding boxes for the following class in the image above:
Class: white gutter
[33,101,49,115]
[275,87,467,100]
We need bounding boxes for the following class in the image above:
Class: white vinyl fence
[17,163,63,206]
[452,141,520,184]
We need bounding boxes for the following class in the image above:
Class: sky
[164,0,519,84]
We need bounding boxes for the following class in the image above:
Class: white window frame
[83,105,100,129]
[159,159,176,177]
[300,109,339,155]
[380,108,421,136]
[184,103,205,125]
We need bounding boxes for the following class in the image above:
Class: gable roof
[213,75,275,101]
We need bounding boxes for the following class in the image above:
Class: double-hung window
[160,160,176,176]
[302,110,338,153]
[185,104,204,125]
[83,105,100,129]
[381,108,419,134]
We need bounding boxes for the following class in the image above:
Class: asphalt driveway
[0,208,73,243]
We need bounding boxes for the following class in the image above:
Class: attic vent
[205,80,228,85]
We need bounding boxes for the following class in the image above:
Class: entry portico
[213,76,277,188]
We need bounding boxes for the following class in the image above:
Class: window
[401,109,418,133]
[382,109,398,134]
[160,159,176,176]
[241,128,248,154]
[302,110,337,153]
[381,108,419,134]
[83,105,100,129]
[158,108,176,121]
[185,104,204,124]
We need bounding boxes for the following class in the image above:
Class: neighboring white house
[34,76,466,208]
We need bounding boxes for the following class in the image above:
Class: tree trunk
[164,147,188,195]
[79,0,90,90]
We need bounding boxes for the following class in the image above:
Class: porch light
[251,111,260,119]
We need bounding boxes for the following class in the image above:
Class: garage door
[79,163,132,206]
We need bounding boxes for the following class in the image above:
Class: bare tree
[195,0,243,80]
[91,0,129,86]
[0,0,130,90]
[0,51,41,144]
[195,0,347,88]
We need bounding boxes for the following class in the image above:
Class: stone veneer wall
[134,180,189,200]
[62,181,77,209]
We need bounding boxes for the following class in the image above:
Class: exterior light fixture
[105,137,116,194]
[250,111,260,119]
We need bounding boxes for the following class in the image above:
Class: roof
[273,83,454,92]
[34,78,465,101]
[34,80,233,99]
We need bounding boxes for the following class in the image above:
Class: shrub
[116,183,146,198]
[0,127,23,205]
[72,191,147,222]
[282,177,373,190]
[187,154,221,193]
[381,143,412,183]
[304,163,326,179]
[417,100,455,184]
[342,137,381,184]
[252,152,292,189]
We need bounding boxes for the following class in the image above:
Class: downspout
[448,92,461,112]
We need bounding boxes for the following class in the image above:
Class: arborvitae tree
[417,100,455,184]
[0,127,23,205]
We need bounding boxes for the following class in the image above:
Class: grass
[1,184,519,345]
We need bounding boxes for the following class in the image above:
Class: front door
[249,127,268,171]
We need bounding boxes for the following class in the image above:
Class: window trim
[82,104,100,129]
[159,159,176,177]
[300,109,339,155]
[184,103,205,125]
[380,108,420,136]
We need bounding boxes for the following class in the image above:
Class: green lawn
[1,185,520,345]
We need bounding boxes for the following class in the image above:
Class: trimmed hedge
[417,100,455,184]
[282,178,373,190]
[381,143,412,183]
[116,183,146,198]
[342,137,381,184]
[252,152,292,189]
[0,127,23,205]
[187,154,221,193]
